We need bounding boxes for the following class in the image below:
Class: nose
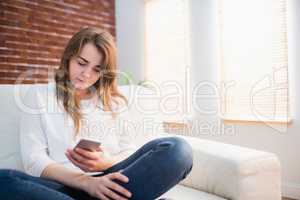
[82,67,92,78]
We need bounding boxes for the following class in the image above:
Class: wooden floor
[283,197,297,200]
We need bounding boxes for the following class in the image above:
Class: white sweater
[19,83,136,177]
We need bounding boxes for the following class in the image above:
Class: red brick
[0,0,115,84]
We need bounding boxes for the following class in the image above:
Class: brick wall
[0,0,115,84]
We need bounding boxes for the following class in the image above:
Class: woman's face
[69,43,102,93]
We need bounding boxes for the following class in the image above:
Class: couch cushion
[0,84,34,170]
[158,185,227,200]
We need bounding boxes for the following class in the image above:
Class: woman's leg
[100,136,193,200]
[0,137,192,200]
[0,169,100,200]
[0,169,75,200]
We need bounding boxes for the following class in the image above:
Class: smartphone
[74,139,101,151]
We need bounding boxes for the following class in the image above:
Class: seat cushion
[158,184,227,200]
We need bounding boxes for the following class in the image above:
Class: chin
[74,84,88,91]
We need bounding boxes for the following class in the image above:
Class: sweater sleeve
[19,85,56,177]
[114,108,137,160]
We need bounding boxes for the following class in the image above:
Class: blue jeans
[0,137,193,200]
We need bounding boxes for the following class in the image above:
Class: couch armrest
[177,135,281,200]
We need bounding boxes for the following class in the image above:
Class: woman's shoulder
[18,82,57,115]
[25,82,55,97]
[20,82,54,101]
[111,96,128,114]
[33,82,60,108]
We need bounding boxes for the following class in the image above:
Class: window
[144,0,190,122]
[219,0,290,123]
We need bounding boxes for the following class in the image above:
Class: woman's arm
[66,109,137,172]
[19,85,131,200]
[65,146,118,172]
[65,116,137,172]
[19,85,56,177]
[41,163,89,189]
[42,163,132,200]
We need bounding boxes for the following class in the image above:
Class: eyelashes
[77,61,86,66]
[77,61,101,73]
[93,68,101,73]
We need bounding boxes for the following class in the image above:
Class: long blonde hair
[55,27,126,135]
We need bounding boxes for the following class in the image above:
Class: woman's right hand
[83,172,132,200]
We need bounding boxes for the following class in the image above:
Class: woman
[0,27,193,200]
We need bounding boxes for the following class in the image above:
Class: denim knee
[0,169,31,182]
[159,137,193,178]
[172,137,193,168]
[0,169,21,187]
[0,169,13,179]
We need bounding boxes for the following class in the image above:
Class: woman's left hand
[65,147,116,172]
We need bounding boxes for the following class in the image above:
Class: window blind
[219,0,289,123]
[145,0,190,121]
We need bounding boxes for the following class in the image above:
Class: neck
[75,89,93,100]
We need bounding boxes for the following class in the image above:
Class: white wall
[116,0,300,198]
[115,0,145,83]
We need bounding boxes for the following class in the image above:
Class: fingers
[102,173,132,199]
[106,179,132,198]
[88,174,131,200]
[107,173,132,197]
[107,172,129,183]
[65,151,92,172]
[96,192,110,200]
[74,148,100,160]
[96,146,103,151]
[67,149,86,162]
[66,149,100,168]
[101,186,129,200]
[67,149,98,165]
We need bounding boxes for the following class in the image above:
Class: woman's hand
[83,172,132,200]
[65,146,116,172]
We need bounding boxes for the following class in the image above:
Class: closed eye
[77,56,88,66]
[93,68,100,73]
[78,61,86,66]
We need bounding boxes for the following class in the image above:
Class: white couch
[0,84,282,200]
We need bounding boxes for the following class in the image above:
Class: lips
[77,78,85,83]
